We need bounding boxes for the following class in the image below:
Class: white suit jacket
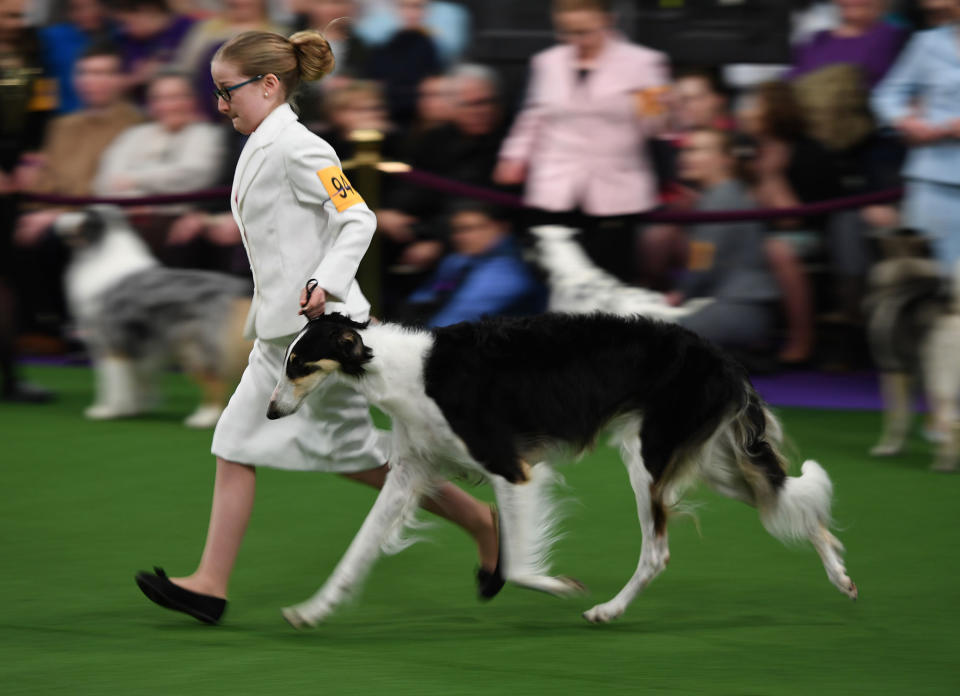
[231,103,376,339]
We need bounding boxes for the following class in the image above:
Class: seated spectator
[739,80,845,217]
[787,0,908,89]
[311,79,395,158]
[398,200,546,327]
[873,16,960,276]
[409,73,453,138]
[13,41,142,335]
[40,0,116,114]
[93,70,223,199]
[107,0,195,103]
[642,68,735,290]
[355,0,470,65]
[737,80,839,363]
[378,63,507,302]
[365,0,441,126]
[15,42,142,240]
[92,70,224,250]
[741,79,876,360]
[668,129,781,352]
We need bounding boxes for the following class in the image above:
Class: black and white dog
[268,312,857,626]
[55,205,253,427]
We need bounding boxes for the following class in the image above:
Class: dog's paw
[583,601,625,624]
[84,404,139,420]
[184,405,224,429]
[281,604,324,630]
[869,442,902,457]
[512,574,588,598]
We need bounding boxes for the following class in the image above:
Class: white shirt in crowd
[93,121,225,198]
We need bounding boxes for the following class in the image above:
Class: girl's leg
[343,465,498,572]
[171,457,256,599]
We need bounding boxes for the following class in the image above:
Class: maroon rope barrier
[19,169,903,224]
[392,168,904,223]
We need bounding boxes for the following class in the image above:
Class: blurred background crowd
[3,0,959,402]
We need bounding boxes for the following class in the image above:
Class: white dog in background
[55,205,252,428]
[527,225,712,320]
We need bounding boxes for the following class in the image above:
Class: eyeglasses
[213,74,265,102]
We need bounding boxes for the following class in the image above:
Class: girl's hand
[299,284,326,319]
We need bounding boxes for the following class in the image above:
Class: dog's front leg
[282,462,424,629]
[871,371,912,456]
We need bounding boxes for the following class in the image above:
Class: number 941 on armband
[317,166,364,212]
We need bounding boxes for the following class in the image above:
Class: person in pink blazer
[495,0,670,281]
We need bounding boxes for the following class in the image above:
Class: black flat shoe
[476,504,505,601]
[135,567,226,625]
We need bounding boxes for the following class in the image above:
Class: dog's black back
[423,313,749,483]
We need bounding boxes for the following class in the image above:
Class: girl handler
[135,30,501,625]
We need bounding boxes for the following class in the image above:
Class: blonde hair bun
[289,30,335,82]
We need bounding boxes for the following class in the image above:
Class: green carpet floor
[2,366,958,695]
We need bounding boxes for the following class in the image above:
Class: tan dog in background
[865,234,960,471]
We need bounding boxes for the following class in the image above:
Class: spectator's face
[113,5,167,39]
[225,0,264,23]
[450,211,507,256]
[305,0,355,30]
[553,9,610,57]
[920,0,959,26]
[74,54,125,109]
[417,76,454,126]
[735,93,765,138]
[454,78,499,136]
[212,58,272,135]
[398,0,427,29]
[673,76,725,132]
[69,0,105,32]
[332,90,388,134]
[0,0,26,42]
[148,76,197,131]
[678,131,731,185]
[834,0,884,26]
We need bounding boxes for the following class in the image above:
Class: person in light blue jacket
[872,22,960,274]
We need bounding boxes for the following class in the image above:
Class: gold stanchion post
[343,129,384,317]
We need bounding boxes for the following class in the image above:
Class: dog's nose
[266,402,282,420]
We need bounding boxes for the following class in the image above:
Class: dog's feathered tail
[728,388,834,543]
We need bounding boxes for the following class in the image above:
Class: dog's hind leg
[282,461,428,628]
[583,433,670,624]
[183,371,226,428]
[490,464,585,597]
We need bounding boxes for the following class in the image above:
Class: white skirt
[211,336,389,472]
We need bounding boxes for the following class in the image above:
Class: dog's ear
[336,328,371,375]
